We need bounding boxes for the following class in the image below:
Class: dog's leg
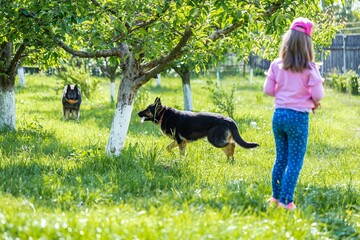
[208,128,232,148]
[75,110,80,122]
[64,109,69,120]
[178,141,187,156]
[221,143,235,159]
[166,141,178,152]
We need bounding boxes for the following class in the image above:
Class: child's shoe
[278,202,297,211]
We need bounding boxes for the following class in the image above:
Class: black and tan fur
[62,84,82,121]
[138,97,259,159]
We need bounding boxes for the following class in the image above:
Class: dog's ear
[154,97,161,105]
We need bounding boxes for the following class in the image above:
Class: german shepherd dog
[138,97,259,159]
[62,84,82,120]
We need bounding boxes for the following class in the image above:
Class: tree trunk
[172,65,193,111]
[100,59,119,104]
[156,73,161,87]
[181,71,193,111]
[17,66,26,87]
[0,41,20,131]
[105,71,138,156]
[0,84,16,130]
[110,81,115,103]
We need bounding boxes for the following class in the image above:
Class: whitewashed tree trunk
[105,53,138,156]
[0,86,16,130]
[17,67,26,87]
[216,69,221,87]
[105,101,134,156]
[156,73,161,87]
[183,83,193,111]
[249,67,253,86]
[175,66,193,111]
[110,81,115,103]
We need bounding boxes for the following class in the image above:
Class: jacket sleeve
[263,62,276,96]
[308,62,325,103]
[311,83,324,103]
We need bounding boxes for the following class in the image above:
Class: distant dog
[138,97,259,159]
[62,84,82,120]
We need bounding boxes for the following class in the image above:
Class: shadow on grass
[0,123,72,157]
[297,184,359,239]
[0,126,358,239]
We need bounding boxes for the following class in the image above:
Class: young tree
[0,2,69,130]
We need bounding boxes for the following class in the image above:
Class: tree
[0,3,30,130]
[172,63,194,111]
[3,1,340,156]
[0,2,69,130]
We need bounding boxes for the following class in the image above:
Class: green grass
[0,73,359,239]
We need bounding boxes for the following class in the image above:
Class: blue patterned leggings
[272,108,309,205]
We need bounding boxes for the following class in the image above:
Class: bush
[325,70,359,95]
[348,71,359,95]
[204,80,236,118]
[56,66,101,99]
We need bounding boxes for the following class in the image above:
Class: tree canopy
[1,1,341,77]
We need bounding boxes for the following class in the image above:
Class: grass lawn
[0,73,359,239]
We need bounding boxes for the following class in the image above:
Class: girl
[263,17,324,210]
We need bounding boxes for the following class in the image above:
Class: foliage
[0,2,69,67]
[204,80,238,119]
[326,70,359,95]
[56,66,101,99]
[0,74,359,238]
[1,1,340,72]
[330,0,360,23]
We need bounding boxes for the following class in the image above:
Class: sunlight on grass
[0,74,358,239]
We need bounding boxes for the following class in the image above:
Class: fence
[248,34,360,76]
[321,34,360,75]
[245,34,360,77]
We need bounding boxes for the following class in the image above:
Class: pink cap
[290,17,313,36]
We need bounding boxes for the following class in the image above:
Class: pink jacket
[264,58,324,112]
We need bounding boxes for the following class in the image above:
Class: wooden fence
[321,34,360,75]
[246,34,360,76]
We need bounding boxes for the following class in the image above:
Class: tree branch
[208,2,283,42]
[56,38,124,58]
[129,3,171,34]
[134,29,193,88]
[90,0,101,7]
[8,42,26,76]
[208,22,243,42]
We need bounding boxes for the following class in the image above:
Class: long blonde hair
[280,30,314,72]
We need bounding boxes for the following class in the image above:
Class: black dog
[62,84,82,120]
[138,97,259,159]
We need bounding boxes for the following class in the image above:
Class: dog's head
[138,97,164,124]
[63,84,81,103]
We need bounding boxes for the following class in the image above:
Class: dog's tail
[230,123,259,149]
